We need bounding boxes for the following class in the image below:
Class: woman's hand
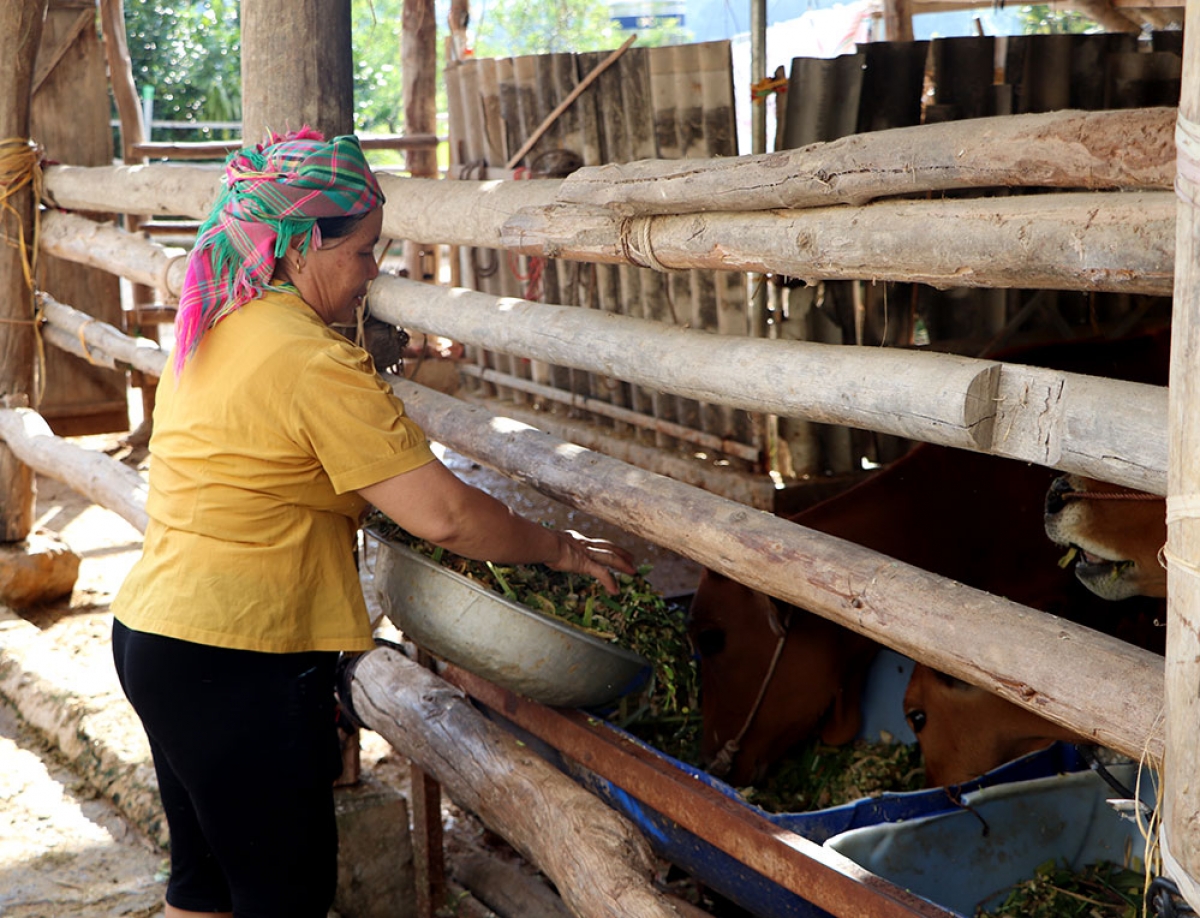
[359,461,638,594]
[543,529,637,595]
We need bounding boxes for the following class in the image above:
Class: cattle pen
[1,1,1199,917]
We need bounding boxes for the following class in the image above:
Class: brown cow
[1044,474,1167,601]
[689,441,1092,787]
[691,328,1173,789]
[901,663,1086,788]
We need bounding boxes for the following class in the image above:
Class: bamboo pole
[1160,6,1200,906]
[384,375,1166,766]
[367,276,1168,493]
[0,0,47,541]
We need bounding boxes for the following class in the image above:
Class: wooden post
[884,0,914,42]
[403,0,438,282]
[241,0,354,144]
[1161,2,1200,908]
[0,0,47,541]
[99,0,156,435]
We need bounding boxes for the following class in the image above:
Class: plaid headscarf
[173,127,385,373]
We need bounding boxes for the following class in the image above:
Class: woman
[111,129,635,918]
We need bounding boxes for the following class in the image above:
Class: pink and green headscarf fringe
[173,126,385,373]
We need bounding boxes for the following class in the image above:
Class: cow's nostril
[1046,476,1073,515]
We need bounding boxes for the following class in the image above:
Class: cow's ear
[819,686,863,746]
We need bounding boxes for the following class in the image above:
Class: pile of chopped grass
[365,512,698,720]
[976,859,1145,918]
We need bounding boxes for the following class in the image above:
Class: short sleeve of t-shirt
[291,340,436,494]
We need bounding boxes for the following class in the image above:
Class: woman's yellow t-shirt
[112,288,436,653]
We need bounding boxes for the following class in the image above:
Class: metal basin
[367,530,651,708]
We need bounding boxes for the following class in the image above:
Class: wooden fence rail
[35,212,1171,495]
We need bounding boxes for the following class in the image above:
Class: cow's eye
[694,628,725,658]
[906,709,927,733]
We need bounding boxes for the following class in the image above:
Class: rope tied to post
[0,137,47,405]
[0,137,44,292]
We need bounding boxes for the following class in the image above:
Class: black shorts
[112,618,343,918]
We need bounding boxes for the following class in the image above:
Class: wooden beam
[0,0,47,541]
[504,192,1175,297]
[555,108,1176,215]
[368,276,1168,494]
[1162,5,1200,906]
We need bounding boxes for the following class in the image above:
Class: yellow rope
[0,137,45,404]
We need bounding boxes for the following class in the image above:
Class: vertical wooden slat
[1162,1,1200,906]
[403,0,439,283]
[34,1,128,437]
[698,41,750,449]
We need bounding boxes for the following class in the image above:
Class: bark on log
[0,408,148,533]
[377,175,561,249]
[451,850,572,918]
[40,209,187,301]
[0,0,46,541]
[555,108,1176,214]
[503,191,1176,296]
[347,647,683,918]
[42,162,222,219]
[39,292,168,379]
[368,276,1168,494]
[240,0,353,144]
[387,377,1166,766]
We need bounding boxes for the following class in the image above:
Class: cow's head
[1044,474,1167,601]
[902,663,1085,788]
[687,569,879,787]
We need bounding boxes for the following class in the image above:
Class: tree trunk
[347,647,683,918]
[555,108,1176,214]
[241,0,353,144]
[0,0,47,540]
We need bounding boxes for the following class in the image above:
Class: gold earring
[293,254,306,272]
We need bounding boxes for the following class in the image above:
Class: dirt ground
[0,425,703,918]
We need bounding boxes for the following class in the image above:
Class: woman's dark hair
[316,210,372,242]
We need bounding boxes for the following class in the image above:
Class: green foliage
[123,0,241,142]
[1017,3,1102,33]
[976,859,1145,918]
[474,0,619,56]
[353,0,406,135]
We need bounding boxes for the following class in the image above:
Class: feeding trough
[367,527,651,709]
[825,762,1155,916]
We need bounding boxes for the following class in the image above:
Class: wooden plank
[444,664,960,918]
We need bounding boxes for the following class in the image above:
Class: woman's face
[289,207,384,326]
